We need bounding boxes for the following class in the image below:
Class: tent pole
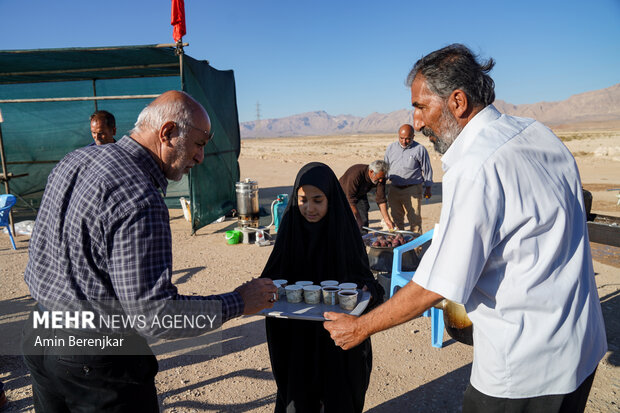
[0,94,161,103]
[1,62,180,78]
[92,79,98,112]
[0,125,9,194]
[0,112,15,235]
[180,53,185,91]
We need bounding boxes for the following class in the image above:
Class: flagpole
[171,0,187,91]
[176,40,185,92]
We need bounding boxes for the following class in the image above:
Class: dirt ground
[1,132,619,412]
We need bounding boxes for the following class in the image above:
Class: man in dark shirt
[339,160,395,231]
[23,91,277,412]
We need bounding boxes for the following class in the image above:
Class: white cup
[285,285,303,303]
[303,285,321,304]
[338,282,357,291]
[320,280,339,287]
[273,279,288,298]
[322,286,340,305]
[295,281,313,287]
[338,290,358,311]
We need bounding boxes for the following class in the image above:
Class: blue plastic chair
[0,194,17,250]
[389,228,445,348]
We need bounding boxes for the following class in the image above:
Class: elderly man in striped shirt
[23,91,277,412]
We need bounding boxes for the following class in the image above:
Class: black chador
[261,162,384,413]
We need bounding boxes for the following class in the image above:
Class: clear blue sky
[1,0,618,122]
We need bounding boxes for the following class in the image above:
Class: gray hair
[130,92,195,136]
[406,44,495,108]
[369,160,389,174]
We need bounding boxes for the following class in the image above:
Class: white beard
[421,103,463,155]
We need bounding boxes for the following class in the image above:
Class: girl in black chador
[261,162,384,413]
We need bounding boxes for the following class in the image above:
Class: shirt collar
[116,135,169,195]
[399,140,416,150]
[440,104,501,172]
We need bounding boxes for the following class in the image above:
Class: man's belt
[392,183,421,189]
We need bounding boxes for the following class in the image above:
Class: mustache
[421,127,437,139]
[420,126,449,154]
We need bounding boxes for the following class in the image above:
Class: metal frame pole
[92,79,98,112]
[175,40,185,91]
[0,94,161,104]
[0,109,15,235]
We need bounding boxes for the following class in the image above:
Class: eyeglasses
[175,121,214,142]
[187,123,214,142]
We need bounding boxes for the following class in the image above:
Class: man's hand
[325,282,444,350]
[323,312,367,350]
[350,204,364,229]
[356,215,364,230]
[378,202,394,230]
[235,278,278,315]
[424,186,432,199]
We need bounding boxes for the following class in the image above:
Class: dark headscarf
[262,162,381,297]
[260,163,382,413]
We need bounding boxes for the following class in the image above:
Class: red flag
[171,0,186,42]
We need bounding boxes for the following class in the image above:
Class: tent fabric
[0,45,181,84]
[184,56,241,232]
[0,45,240,233]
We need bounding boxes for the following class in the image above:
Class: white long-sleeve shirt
[413,105,607,398]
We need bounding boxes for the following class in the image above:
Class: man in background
[339,160,394,231]
[384,124,433,232]
[325,44,606,413]
[23,91,277,412]
[0,380,7,410]
[89,110,116,145]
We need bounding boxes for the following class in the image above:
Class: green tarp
[0,44,240,233]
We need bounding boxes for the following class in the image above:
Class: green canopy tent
[0,44,240,233]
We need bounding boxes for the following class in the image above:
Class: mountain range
[240,83,620,138]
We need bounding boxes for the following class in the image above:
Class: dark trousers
[462,368,597,413]
[356,197,370,229]
[22,313,159,413]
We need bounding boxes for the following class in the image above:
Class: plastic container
[273,194,289,233]
[225,230,241,245]
[255,230,265,244]
[179,197,191,222]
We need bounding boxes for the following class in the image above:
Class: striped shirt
[25,136,244,334]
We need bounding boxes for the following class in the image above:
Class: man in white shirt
[324,44,607,413]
